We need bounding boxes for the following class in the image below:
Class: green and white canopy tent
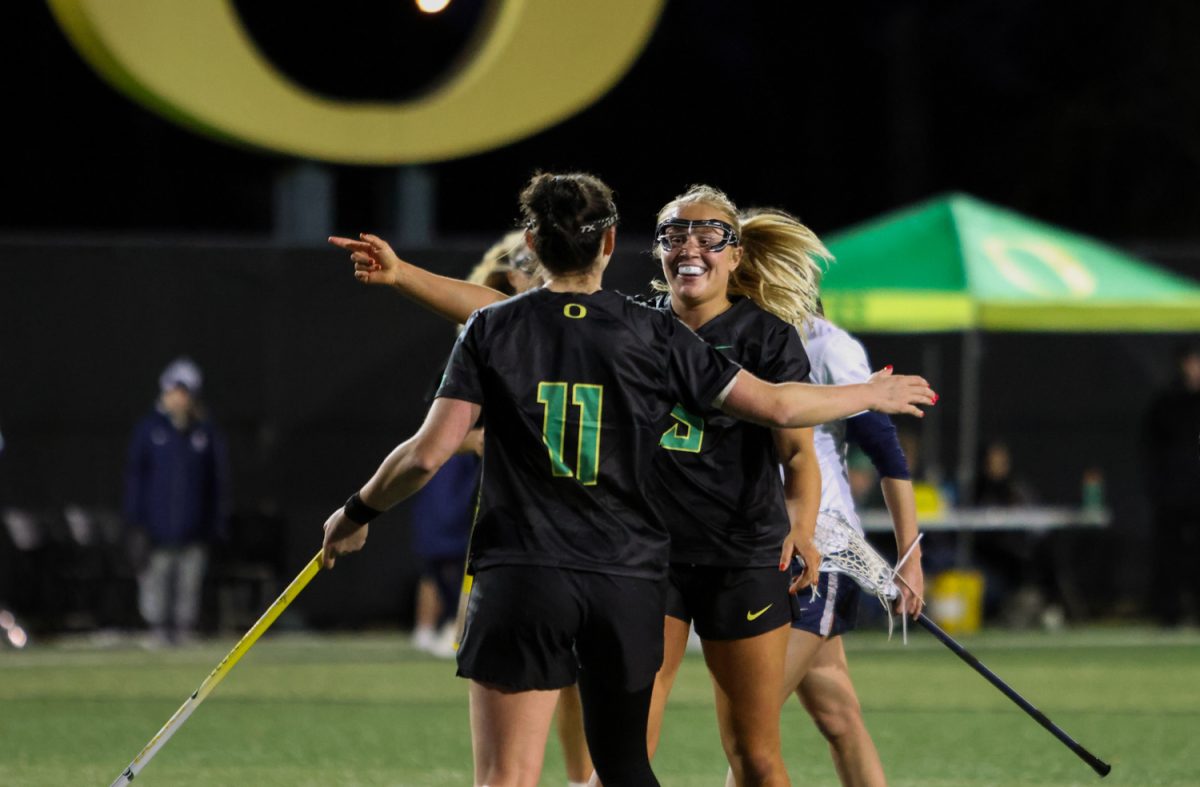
[819,192,1200,492]
[821,192,1200,333]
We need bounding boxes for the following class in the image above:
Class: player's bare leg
[703,623,791,786]
[796,636,884,787]
[779,628,824,701]
[555,684,593,785]
[469,681,559,787]
[647,616,692,758]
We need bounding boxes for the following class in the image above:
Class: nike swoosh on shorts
[746,604,773,621]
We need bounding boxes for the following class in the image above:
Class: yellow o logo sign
[980,236,1097,298]
[563,304,587,319]
[48,0,666,164]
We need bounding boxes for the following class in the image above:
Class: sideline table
[860,505,1111,534]
[859,506,1111,621]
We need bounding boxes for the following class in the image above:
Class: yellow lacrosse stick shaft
[109,550,324,787]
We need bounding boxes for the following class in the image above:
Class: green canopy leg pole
[956,329,983,567]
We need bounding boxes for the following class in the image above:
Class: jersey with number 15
[644,295,811,567]
[437,288,740,580]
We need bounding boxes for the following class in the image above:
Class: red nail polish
[932,393,939,404]
[885,364,893,372]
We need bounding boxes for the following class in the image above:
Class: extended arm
[329,233,507,324]
[718,367,934,428]
[774,427,822,590]
[321,397,482,568]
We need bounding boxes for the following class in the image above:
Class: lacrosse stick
[108,550,323,786]
[812,510,1112,778]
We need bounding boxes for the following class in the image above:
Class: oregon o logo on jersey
[563,304,588,319]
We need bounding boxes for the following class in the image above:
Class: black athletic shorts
[664,563,792,640]
[456,565,667,692]
[790,571,860,638]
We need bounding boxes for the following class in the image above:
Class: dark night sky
[6,1,1200,251]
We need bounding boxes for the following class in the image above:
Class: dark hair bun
[519,172,617,274]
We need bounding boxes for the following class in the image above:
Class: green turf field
[2,626,1197,786]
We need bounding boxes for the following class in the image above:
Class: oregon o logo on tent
[980,236,1096,298]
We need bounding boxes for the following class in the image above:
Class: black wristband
[343,492,383,525]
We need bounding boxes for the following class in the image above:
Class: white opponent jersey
[801,316,871,535]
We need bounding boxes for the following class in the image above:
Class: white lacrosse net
[811,509,921,642]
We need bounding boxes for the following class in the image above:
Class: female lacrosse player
[628,187,825,786]
[783,306,924,787]
[322,172,934,787]
[432,228,597,786]
[470,231,595,787]
[634,194,924,787]
[331,188,933,786]
[708,209,924,787]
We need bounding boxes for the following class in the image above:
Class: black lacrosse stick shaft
[916,614,1111,777]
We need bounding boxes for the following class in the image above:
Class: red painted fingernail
[885,365,893,372]
[932,393,939,404]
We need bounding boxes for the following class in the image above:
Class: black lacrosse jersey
[646,295,811,566]
[436,288,741,579]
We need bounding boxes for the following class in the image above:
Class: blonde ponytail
[733,208,829,328]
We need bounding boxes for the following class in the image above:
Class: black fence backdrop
[0,241,1182,627]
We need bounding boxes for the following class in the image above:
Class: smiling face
[657,202,743,307]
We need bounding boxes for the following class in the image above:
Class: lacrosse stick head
[813,509,911,641]
[813,510,899,601]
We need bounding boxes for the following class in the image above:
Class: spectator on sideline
[123,357,229,645]
[1142,343,1200,626]
[971,440,1044,624]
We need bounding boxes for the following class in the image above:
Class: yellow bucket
[928,569,984,634]
[911,481,946,518]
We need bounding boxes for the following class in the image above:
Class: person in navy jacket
[123,357,229,644]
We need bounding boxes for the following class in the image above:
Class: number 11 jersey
[437,288,740,579]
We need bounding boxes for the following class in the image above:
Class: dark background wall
[0,242,1183,624]
[0,242,467,626]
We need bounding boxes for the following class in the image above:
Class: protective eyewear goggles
[655,218,740,253]
[507,249,538,275]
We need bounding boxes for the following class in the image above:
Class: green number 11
[537,382,603,485]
